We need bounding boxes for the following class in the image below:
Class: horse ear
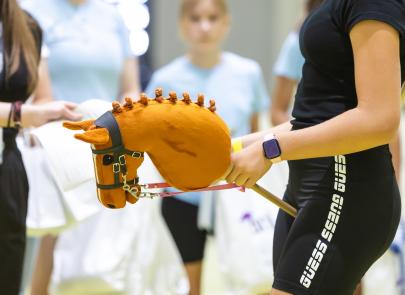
[63,119,95,131]
[74,128,110,145]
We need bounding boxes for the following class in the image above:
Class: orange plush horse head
[64,89,231,209]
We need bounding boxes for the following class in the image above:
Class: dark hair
[1,0,40,92]
[180,0,228,18]
[305,0,323,13]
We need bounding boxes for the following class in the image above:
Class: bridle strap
[90,115,242,197]
[94,111,122,148]
[92,111,143,158]
[92,146,143,158]
[92,111,144,191]
[97,177,139,190]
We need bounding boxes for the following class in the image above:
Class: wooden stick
[251,184,297,218]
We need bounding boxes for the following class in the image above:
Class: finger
[244,178,257,188]
[225,165,240,184]
[63,101,79,109]
[234,174,249,186]
[221,163,234,180]
[63,108,83,121]
[225,153,242,183]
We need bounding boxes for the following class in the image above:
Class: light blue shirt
[22,0,132,102]
[273,32,304,81]
[146,52,269,205]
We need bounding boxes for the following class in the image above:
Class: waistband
[288,145,393,185]
[289,144,390,165]
[286,145,395,206]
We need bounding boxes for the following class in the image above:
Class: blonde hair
[1,0,40,93]
[180,0,228,18]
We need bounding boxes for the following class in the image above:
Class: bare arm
[31,59,53,105]
[119,58,141,99]
[0,58,51,126]
[0,101,81,127]
[226,20,401,187]
[276,20,401,160]
[237,121,292,148]
[0,103,12,127]
[271,76,297,126]
[250,112,259,133]
[0,57,82,128]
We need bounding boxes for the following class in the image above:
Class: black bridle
[92,111,144,196]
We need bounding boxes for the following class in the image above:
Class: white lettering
[300,155,346,289]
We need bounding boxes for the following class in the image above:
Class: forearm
[20,104,40,128]
[0,102,37,128]
[250,113,259,133]
[239,121,292,147]
[276,107,399,161]
[0,102,12,127]
[270,76,295,126]
[1,100,80,129]
[271,108,290,126]
[120,58,141,100]
[33,59,54,104]
[120,89,140,100]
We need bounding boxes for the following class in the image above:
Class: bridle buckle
[92,111,144,194]
[132,152,142,158]
[119,154,126,165]
[113,163,120,173]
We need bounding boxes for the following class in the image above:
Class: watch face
[263,139,281,159]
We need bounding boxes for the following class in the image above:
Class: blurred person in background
[0,1,81,294]
[21,0,141,294]
[270,0,323,127]
[145,0,269,294]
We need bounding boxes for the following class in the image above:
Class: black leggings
[273,145,401,295]
[161,197,207,263]
[0,129,29,295]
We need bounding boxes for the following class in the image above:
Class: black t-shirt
[0,13,42,103]
[291,0,405,129]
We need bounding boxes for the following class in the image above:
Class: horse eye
[102,154,114,165]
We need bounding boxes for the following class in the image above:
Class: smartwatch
[262,134,282,163]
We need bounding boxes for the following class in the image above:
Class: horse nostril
[103,154,114,165]
[107,204,116,209]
